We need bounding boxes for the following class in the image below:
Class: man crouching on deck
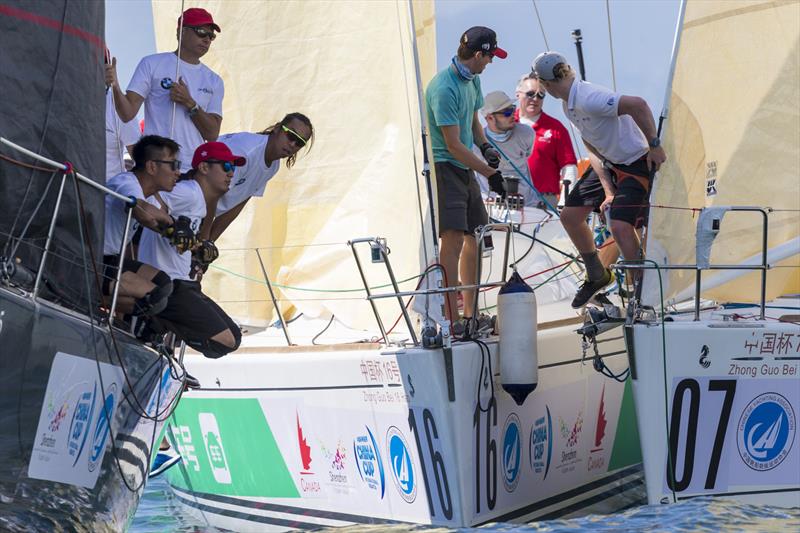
[425,26,507,336]
[138,142,246,358]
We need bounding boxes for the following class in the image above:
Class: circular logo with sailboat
[737,392,795,471]
[88,383,117,472]
[386,426,416,503]
[502,413,522,492]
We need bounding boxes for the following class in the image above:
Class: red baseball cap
[192,142,246,169]
[179,8,221,33]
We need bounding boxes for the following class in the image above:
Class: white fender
[497,272,538,405]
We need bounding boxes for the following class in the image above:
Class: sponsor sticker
[354,427,385,498]
[737,392,796,471]
[530,406,552,479]
[387,426,416,503]
[502,414,521,492]
[199,412,232,484]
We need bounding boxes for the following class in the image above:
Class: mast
[571,29,587,81]
[657,0,688,137]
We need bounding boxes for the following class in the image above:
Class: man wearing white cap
[532,51,667,308]
[473,91,536,206]
[425,26,508,332]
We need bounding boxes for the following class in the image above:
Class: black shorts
[607,156,652,228]
[154,279,237,348]
[565,167,605,212]
[102,255,146,295]
[435,161,488,235]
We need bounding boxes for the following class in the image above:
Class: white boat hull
[628,307,800,507]
[164,323,644,530]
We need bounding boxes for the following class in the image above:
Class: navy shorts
[435,161,488,235]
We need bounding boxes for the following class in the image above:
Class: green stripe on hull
[166,398,299,498]
[608,378,643,471]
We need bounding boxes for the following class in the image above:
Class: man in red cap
[106,7,224,172]
[138,141,246,359]
[424,26,507,336]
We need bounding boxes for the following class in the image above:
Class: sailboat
[146,1,646,530]
[0,2,183,530]
[626,0,800,507]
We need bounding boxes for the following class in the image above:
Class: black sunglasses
[525,90,546,100]
[186,26,216,41]
[151,159,181,171]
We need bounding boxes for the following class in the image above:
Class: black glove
[488,171,505,196]
[480,142,501,169]
[162,215,196,253]
[194,240,219,265]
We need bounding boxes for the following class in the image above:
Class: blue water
[131,477,800,532]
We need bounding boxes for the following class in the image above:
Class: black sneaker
[572,269,615,309]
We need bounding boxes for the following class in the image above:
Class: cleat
[571,269,614,309]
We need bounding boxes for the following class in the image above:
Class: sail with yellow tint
[151,0,438,329]
[644,0,800,307]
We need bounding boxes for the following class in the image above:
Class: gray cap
[481,91,515,116]
[531,51,568,81]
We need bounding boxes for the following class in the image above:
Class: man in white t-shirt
[200,112,314,241]
[105,7,224,172]
[103,135,187,317]
[532,51,667,308]
[105,88,140,179]
[138,141,246,359]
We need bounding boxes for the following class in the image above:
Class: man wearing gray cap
[425,26,507,332]
[532,51,667,308]
[473,90,537,206]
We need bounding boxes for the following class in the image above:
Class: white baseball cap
[531,51,569,81]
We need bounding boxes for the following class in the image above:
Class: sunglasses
[525,90,546,100]
[186,26,216,41]
[206,160,235,173]
[152,159,181,171]
[281,124,308,148]
[493,106,516,118]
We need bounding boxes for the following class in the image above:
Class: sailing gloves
[163,215,196,253]
[488,171,505,196]
[190,240,219,279]
[480,142,501,169]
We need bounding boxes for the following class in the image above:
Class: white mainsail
[645,0,800,306]
[151,0,437,329]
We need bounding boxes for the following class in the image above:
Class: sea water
[131,477,800,532]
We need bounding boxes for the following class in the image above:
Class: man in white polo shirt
[105,7,224,172]
[532,51,667,307]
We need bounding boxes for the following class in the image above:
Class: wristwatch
[188,103,200,117]
[648,136,661,148]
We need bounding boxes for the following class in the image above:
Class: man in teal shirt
[425,26,507,333]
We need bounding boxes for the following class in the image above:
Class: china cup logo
[737,393,795,471]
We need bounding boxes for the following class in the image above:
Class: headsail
[0,2,107,309]
[645,0,800,306]
[150,1,437,329]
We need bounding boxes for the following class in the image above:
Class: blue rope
[485,137,560,216]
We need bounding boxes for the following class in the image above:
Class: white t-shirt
[127,52,224,171]
[138,180,206,281]
[563,79,648,165]
[215,132,280,215]
[103,172,145,255]
[105,91,140,179]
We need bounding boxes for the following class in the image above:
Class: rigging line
[605,0,618,91]
[170,0,187,139]
[531,0,550,49]
[0,152,57,172]
[6,171,59,263]
[395,0,429,270]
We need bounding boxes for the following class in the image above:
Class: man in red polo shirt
[516,74,577,209]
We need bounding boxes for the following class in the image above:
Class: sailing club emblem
[737,392,795,471]
[502,413,522,492]
[699,345,711,368]
[386,426,416,503]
